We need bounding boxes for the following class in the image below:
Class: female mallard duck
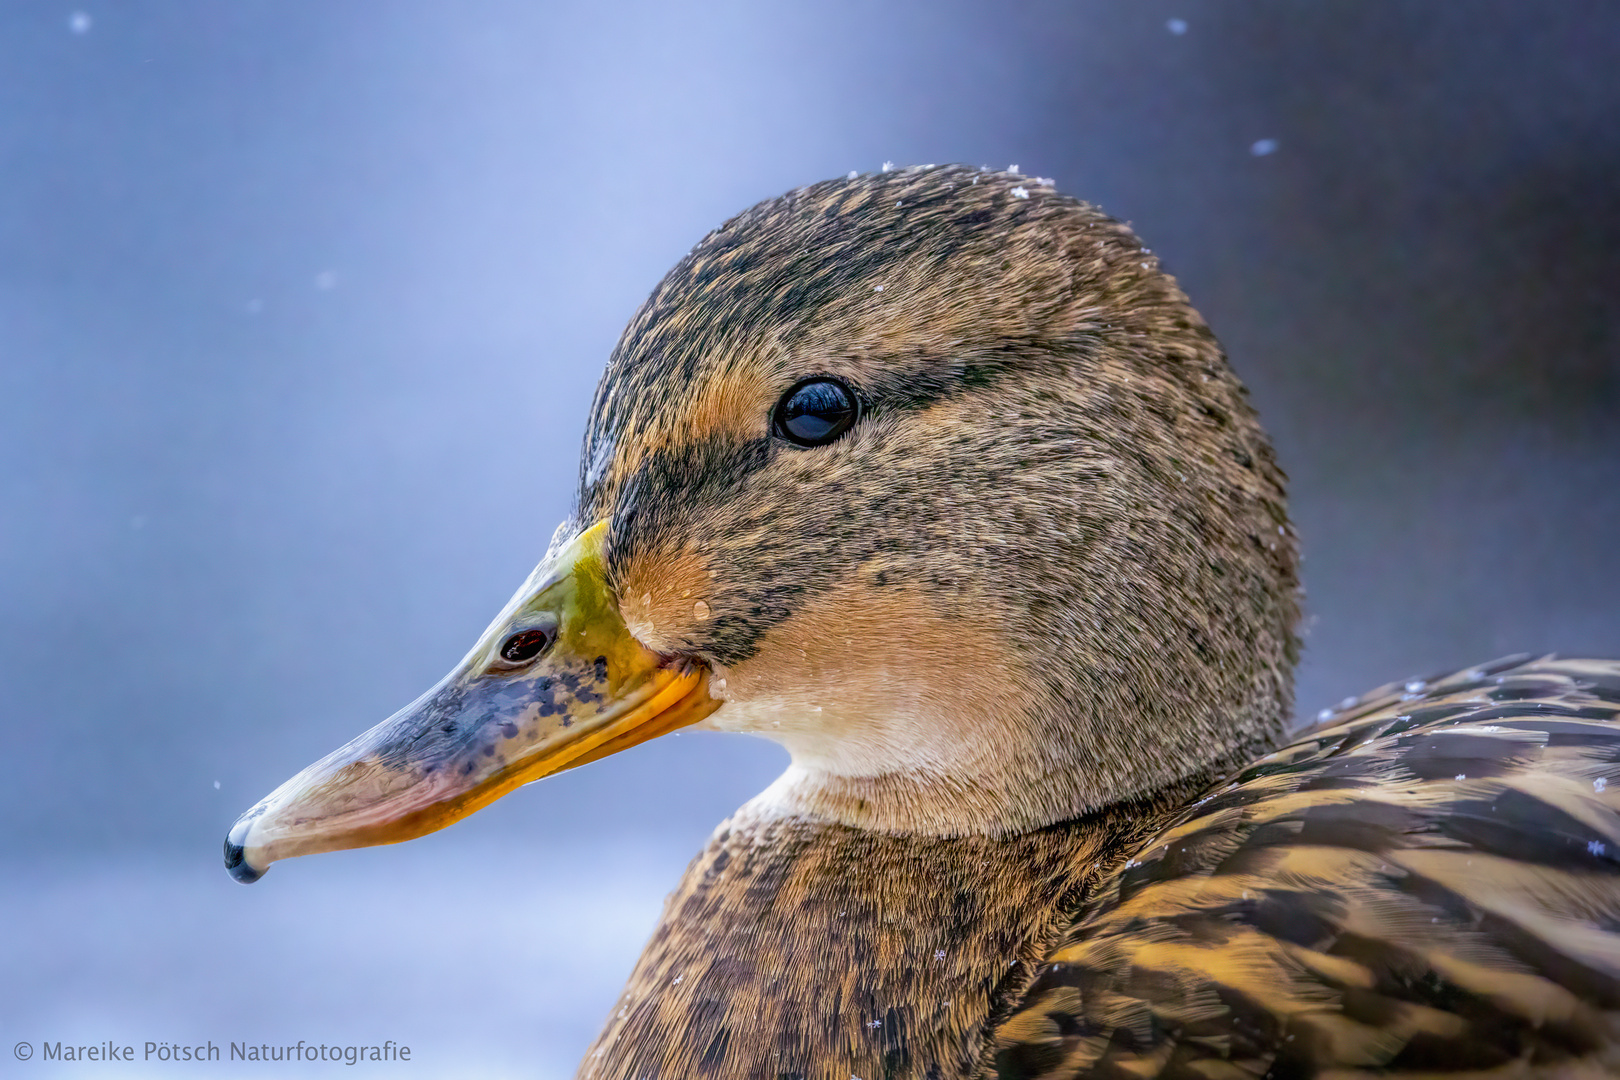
[225,165,1620,1078]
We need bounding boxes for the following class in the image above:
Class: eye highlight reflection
[774,377,860,446]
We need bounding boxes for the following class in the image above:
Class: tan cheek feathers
[619,538,1038,782]
[706,578,1035,780]
[618,544,720,655]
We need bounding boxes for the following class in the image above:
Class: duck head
[226,165,1299,882]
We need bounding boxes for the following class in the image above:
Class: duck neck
[577,775,1212,1080]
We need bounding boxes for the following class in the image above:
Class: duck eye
[498,628,553,665]
[774,377,859,446]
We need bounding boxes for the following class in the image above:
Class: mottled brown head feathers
[574,165,1300,835]
[562,169,1620,1080]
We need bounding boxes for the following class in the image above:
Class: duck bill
[224,521,719,884]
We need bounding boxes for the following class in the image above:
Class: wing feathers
[992,657,1620,1079]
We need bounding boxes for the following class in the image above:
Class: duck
[224,164,1620,1079]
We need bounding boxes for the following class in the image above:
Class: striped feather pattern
[992,656,1620,1079]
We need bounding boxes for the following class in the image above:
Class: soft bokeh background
[3,2,1617,1075]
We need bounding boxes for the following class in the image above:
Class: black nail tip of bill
[223,832,264,885]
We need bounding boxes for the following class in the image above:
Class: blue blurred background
[3,2,1618,1075]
